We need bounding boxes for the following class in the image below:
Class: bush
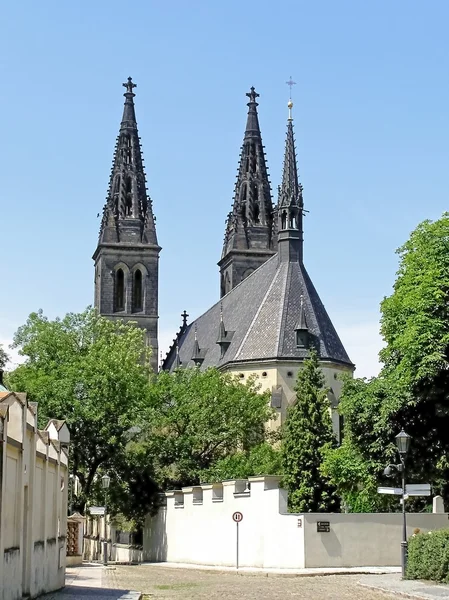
[406,529,449,582]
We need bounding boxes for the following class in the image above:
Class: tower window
[115,269,125,312]
[133,269,143,312]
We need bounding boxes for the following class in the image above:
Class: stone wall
[143,476,448,570]
[0,391,69,600]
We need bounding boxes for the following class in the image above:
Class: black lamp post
[395,430,411,578]
[101,474,111,566]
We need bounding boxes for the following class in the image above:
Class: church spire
[277,97,304,263]
[219,88,277,297]
[98,77,158,246]
[93,78,161,373]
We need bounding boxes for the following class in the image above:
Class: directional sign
[378,484,431,497]
[406,484,431,497]
[232,511,243,523]
[89,506,105,516]
[377,487,402,495]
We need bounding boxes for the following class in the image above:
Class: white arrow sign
[406,484,431,496]
[89,506,105,515]
[378,484,431,497]
[377,487,402,495]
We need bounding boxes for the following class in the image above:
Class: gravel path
[103,564,396,599]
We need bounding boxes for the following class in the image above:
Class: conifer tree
[281,350,339,512]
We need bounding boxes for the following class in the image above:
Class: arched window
[133,269,143,312]
[281,211,287,229]
[115,269,125,311]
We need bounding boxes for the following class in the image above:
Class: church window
[133,269,143,312]
[262,371,267,378]
[287,371,293,378]
[281,211,287,229]
[115,269,125,312]
[125,177,132,216]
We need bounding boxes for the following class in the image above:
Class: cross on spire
[181,310,189,327]
[246,87,260,103]
[286,76,296,97]
[123,77,136,94]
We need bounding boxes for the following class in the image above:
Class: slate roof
[164,255,353,371]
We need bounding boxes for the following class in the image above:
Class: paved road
[102,564,395,599]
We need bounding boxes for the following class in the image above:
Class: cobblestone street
[101,565,395,599]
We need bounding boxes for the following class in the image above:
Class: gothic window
[224,272,231,295]
[115,269,125,312]
[125,177,132,216]
[113,175,121,196]
[133,269,143,312]
[253,204,260,224]
[289,211,297,229]
[281,211,287,229]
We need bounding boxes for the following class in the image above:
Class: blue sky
[1,0,449,377]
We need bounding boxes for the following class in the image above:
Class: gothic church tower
[93,78,160,371]
[218,88,277,297]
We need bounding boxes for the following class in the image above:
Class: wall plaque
[317,521,330,533]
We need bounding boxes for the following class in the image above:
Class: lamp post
[101,474,110,566]
[395,429,411,578]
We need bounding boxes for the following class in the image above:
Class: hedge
[406,528,449,582]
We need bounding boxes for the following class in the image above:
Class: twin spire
[98,77,158,246]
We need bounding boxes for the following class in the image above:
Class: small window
[262,371,267,377]
[296,330,309,348]
[133,269,143,312]
[115,269,125,312]
[239,373,245,379]
[287,371,293,378]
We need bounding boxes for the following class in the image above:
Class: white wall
[302,512,449,568]
[0,392,69,600]
[143,477,449,570]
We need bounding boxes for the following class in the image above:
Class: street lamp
[395,430,411,578]
[101,474,110,566]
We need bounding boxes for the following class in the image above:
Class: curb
[359,580,446,600]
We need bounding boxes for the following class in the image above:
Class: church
[93,79,354,434]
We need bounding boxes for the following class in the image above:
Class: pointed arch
[133,269,143,312]
[115,269,125,311]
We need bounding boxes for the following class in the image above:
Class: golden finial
[286,76,296,121]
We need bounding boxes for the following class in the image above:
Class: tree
[323,214,449,509]
[202,441,282,483]
[0,344,9,370]
[281,351,339,512]
[9,308,152,512]
[130,367,274,490]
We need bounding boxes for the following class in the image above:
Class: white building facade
[0,391,69,600]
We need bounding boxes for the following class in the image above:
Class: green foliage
[7,309,276,523]
[9,308,152,512]
[130,367,274,489]
[281,351,339,512]
[323,214,449,510]
[407,529,449,582]
[0,344,9,370]
[202,441,282,482]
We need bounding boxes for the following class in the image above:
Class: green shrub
[406,529,449,582]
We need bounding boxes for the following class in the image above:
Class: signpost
[88,506,105,516]
[377,484,431,497]
[232,512,243,569]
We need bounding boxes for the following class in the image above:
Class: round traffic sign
[232,511,243,523]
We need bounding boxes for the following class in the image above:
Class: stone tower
[218,88,277,297]
[93,78,160,371]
